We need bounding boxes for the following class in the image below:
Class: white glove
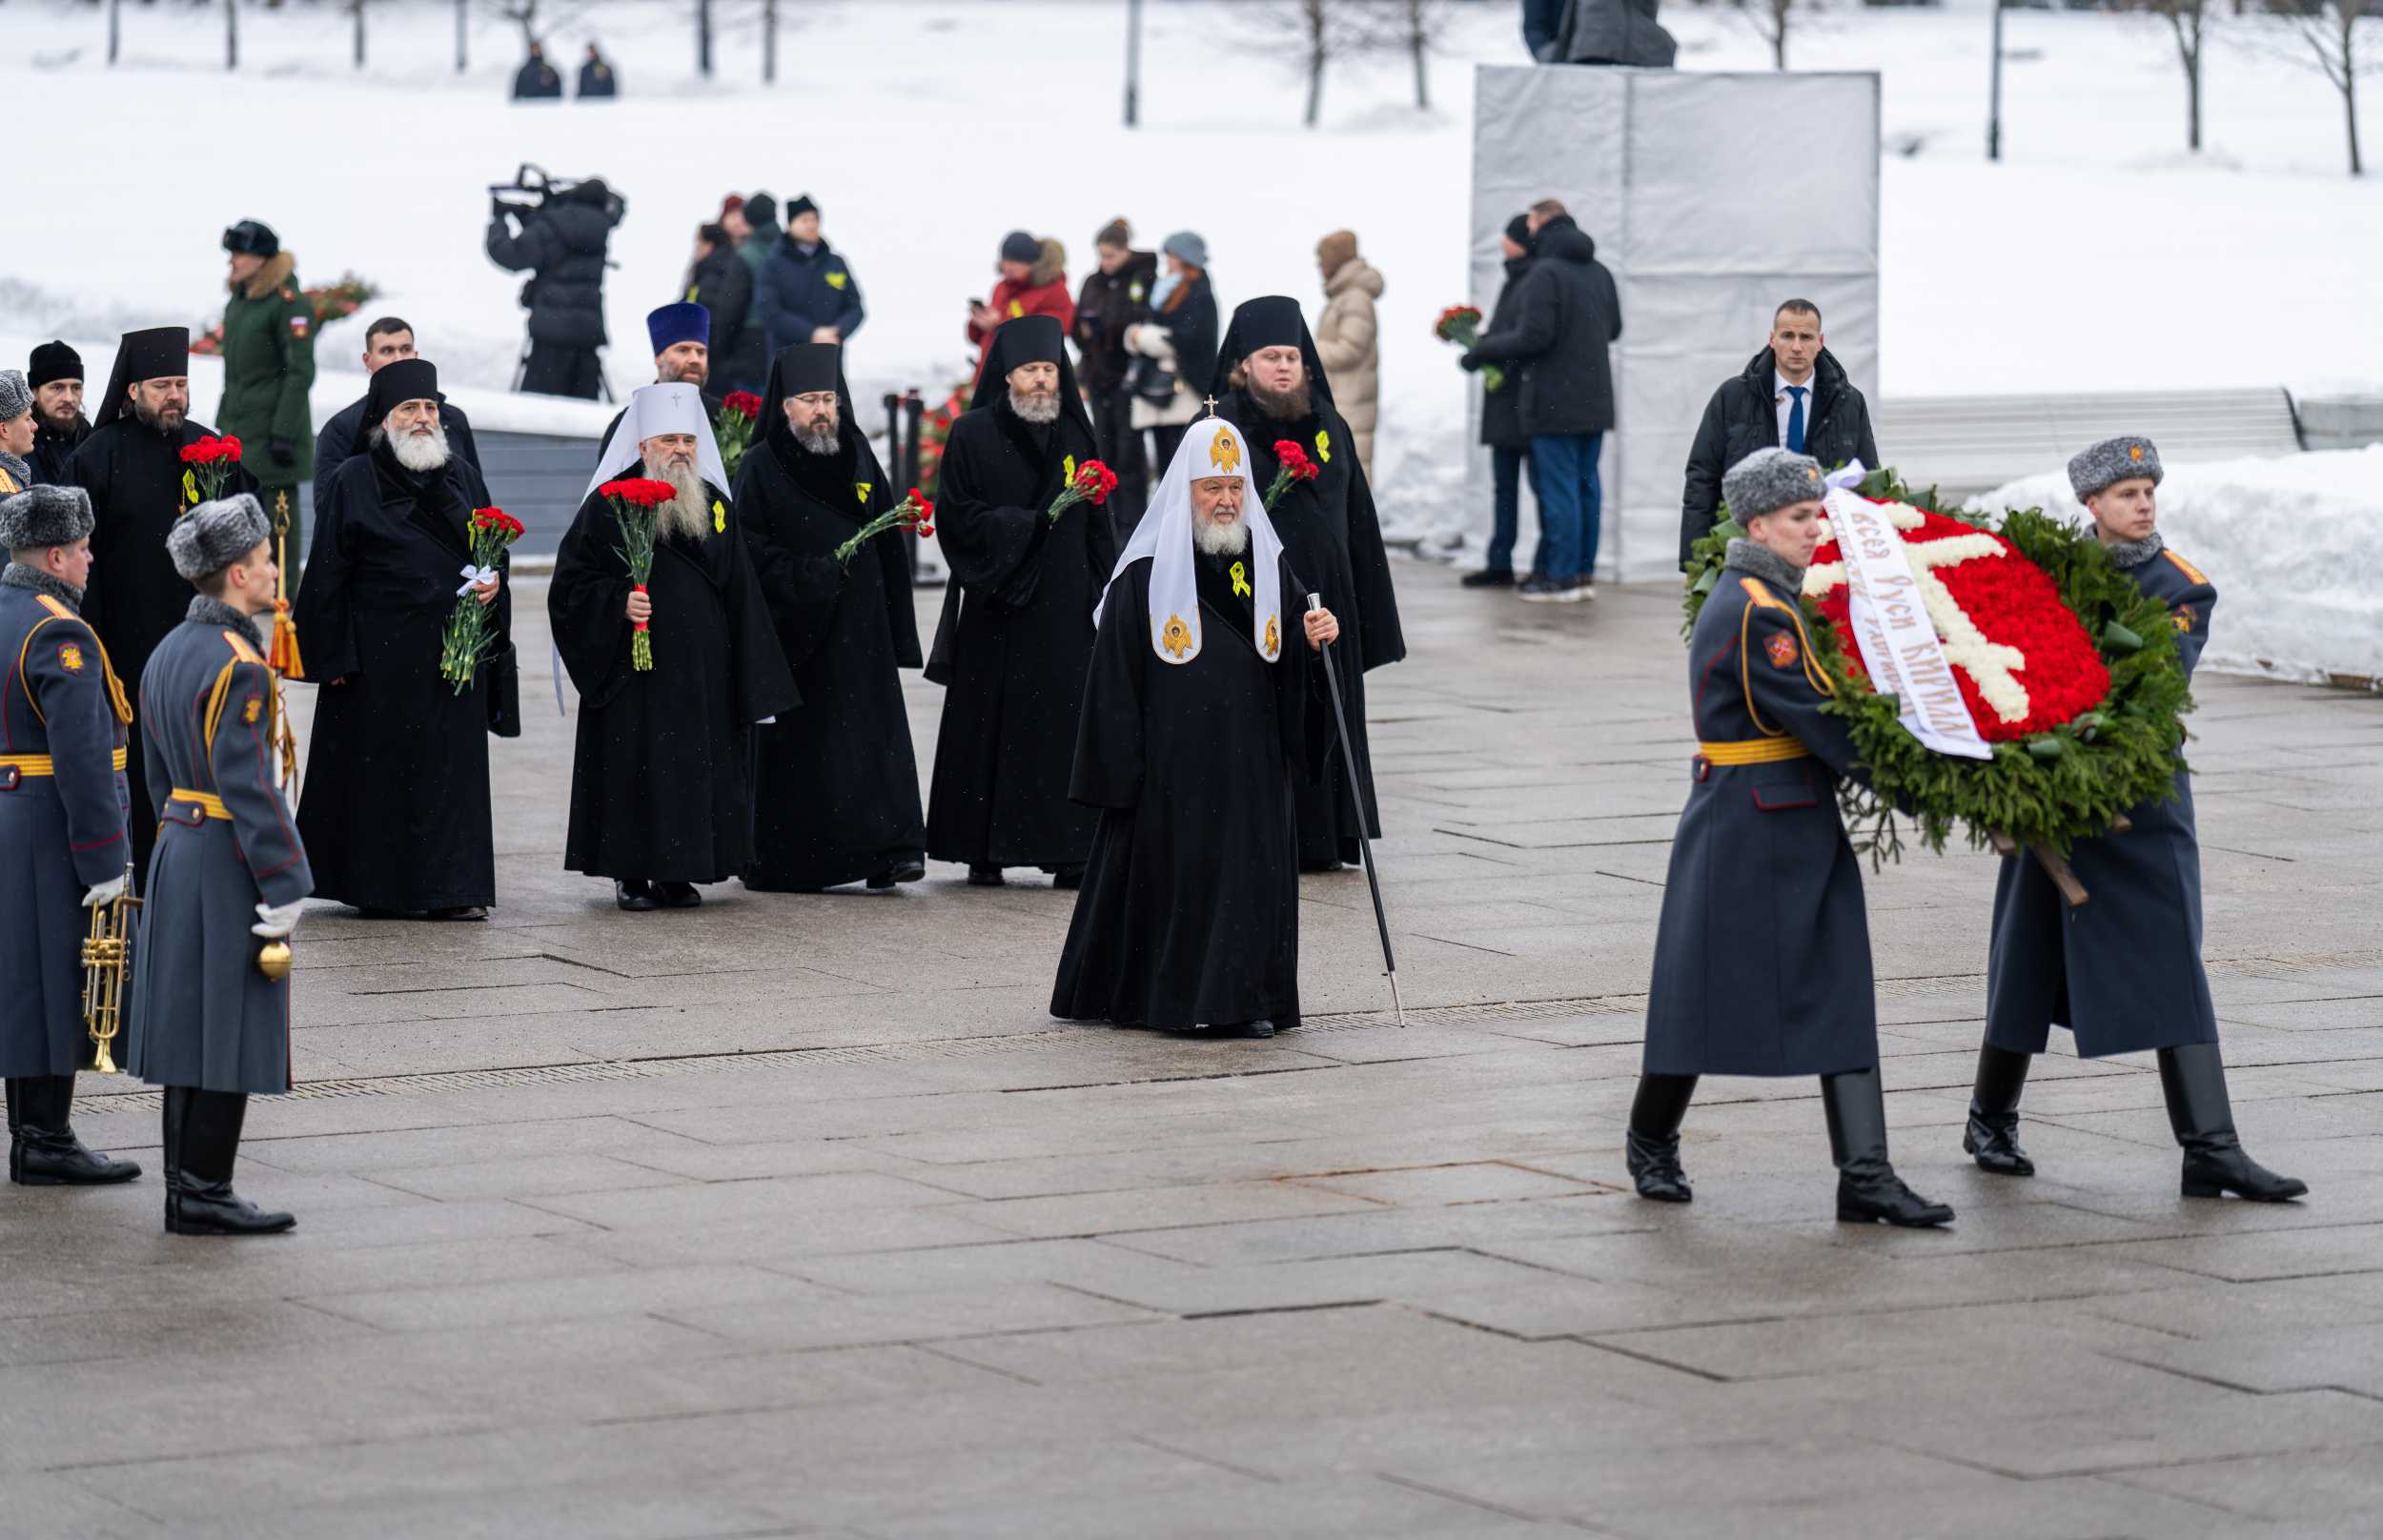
[82,874,129,908]
[252,899,305,940]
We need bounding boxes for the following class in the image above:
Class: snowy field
[6,0,2379,574]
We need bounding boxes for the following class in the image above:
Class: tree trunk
[1305,45,1323,126]
[763,0,776,84]
[353,0,364,70]
[2187,50,2201,152]
[455,0,466,73]
[1411,12,1428,110]
[224,0,237,71]
[1770,0,1789,71]
[108,0,120,65]
[2348,61,2364,177]
[698,0,713,77]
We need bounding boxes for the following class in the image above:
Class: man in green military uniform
[216,220,316,585]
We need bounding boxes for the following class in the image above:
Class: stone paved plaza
[9,564,2383,1539]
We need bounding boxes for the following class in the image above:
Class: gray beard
[387,422,451,473]
[1194,517,1251,557]
[642,457,713,542]
[794,419,840,456]
[1009,391,1061,425]
[1249,378,1311,421]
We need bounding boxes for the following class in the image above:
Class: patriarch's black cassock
[548,390,797,884]
[925,314,1115,871]
[1211,297,1404,870]
[734,344,927,890]
[295,359,518,912]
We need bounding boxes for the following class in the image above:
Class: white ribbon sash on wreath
[1820,464,1993,761]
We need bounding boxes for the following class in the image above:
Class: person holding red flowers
[1969,436,2304,1203]
[296,358,518,922]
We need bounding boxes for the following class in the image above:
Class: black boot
[160,1085,188,1206]
[1963,1044,2035,1177]
[1823,1068,1953,1227]
[166,1090,293,1236]
[1625,1073,1697,1203]
[2158,1044,2307,1202]
[10,1075,139,1185]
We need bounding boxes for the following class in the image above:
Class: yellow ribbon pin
[1314,430,1332,465]
[1230,560,1252,598]
[855,481,872,505]
[1063,455,1076,483]
[181,470,199,508]
[712,499,726,534]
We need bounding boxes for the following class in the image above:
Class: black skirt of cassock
[295,451,509,912]
[737,431,927,891]
[1218,392,1405,869]
[1050,555,1326,1031]
[549,485,799,883]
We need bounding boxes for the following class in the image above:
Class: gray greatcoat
[0,572,133,1076]
[1986,541,2220,1059]
[124,598,312,1095]
[1643,550,1880,1078]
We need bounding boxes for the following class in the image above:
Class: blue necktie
[1784,386,1807,454]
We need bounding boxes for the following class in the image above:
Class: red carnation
[723,391,764,419]
[598,477,678,510]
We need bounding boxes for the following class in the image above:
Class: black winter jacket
[485,183,621,351]
[1463,216,1620,439]
[1477,254,1534,451]
[758,235,866,356]
[1678,345,1879,569]
[686,245,755,382]
[1072,252,1157,395]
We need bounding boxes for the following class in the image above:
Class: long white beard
[389,422,451,473]
[1194,516,1251,557]
[1009,390,1061,425]
[642,457,713,542]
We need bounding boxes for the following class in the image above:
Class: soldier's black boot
[1625,1073,1697,1203]
[1963,1045,2035,1177]
[2157,1044,2307,1202]
[10,1075,139,1185]
[1823,1068,1953,1227]
[167,1090,294,1236]
[160,1086,188,1211]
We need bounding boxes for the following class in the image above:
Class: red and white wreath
[1803,498,2110,742]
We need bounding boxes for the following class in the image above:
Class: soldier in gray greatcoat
[0,485,143,1187]
[123,494,312,1236]
[1967,436,2303,1202]
[1630,449,1953,1226]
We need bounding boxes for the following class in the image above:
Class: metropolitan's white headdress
[581,382,730,501]
[1095,415,1286,665]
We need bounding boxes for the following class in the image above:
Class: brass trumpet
[80,868,141,1076]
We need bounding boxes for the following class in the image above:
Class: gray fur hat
[2067,436,2161,499]
[1722,447,1826,522]
[166,493,273,581]
[0,369,30,423]
[0,484,94,550]
[1161,230,1209,269]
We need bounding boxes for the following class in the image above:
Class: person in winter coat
[1312,230,1383,482]
[1546,0,1678,66]
[683,223,752,385]
[757,195,866,360]
[1678,299,1880,571]
[511,41,563,101]
[725,192,776,392]
[486,177,622,401]
[1461,200,1621,603]
[1465,215,1541,590]
[970,233,1075,357]
[215,219,316,582]
[26,343,91,488]
[1122,232,1218,488]
[1074,220,1158,534]
[577,42,618,99]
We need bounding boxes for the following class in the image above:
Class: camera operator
[484,172,623,400]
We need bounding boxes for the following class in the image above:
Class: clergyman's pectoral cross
[1202,395,1218,418]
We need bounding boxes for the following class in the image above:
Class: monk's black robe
[295,443,518,912]
[548,481,797,883]
[1050,550,1331,1031]
[924,395,1113,870]
[735,425,927,890]
[1217,388,1404,869]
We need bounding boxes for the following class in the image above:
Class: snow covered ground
[1984,448,2383,687]
[6,0,2378,625]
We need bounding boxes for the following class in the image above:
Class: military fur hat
[2067,436,2161,499]
[0,369,30,424]
[1723,447,1826,522]
[0,485,95,550]
[166,494,273,581]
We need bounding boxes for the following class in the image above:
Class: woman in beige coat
[1313,231,1383,480]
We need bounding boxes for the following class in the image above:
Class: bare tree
[109,0,122,65]
[696,0,713,77]
[2146,0,2213,152]
[2272,0,2378,175]
[224,0,238,71]
[352,0,365,69]
[763,0,776,84]
[1354,0,1456,110]
[1738,0,1800,71]
[1259,0,1354,128]
[456,0,468,72]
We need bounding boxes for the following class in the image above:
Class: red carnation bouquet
[179,434,243,504]
[1047,458,1118,522]
[715,392,764,483]
[1434,304,1503,394]
[1262,439,1319,512]
[598,477,676,671]
[833,488,933,568]
[438,507,524,693]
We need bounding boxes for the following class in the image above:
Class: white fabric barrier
[1468,67,1882,583]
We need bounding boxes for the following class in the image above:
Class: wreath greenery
[1681,469,2194,864]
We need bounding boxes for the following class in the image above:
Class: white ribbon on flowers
[457,563,499,597]
[1820,462,1993,761]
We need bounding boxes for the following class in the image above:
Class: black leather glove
[268,436,295,469]
[1458,351,1483,373]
